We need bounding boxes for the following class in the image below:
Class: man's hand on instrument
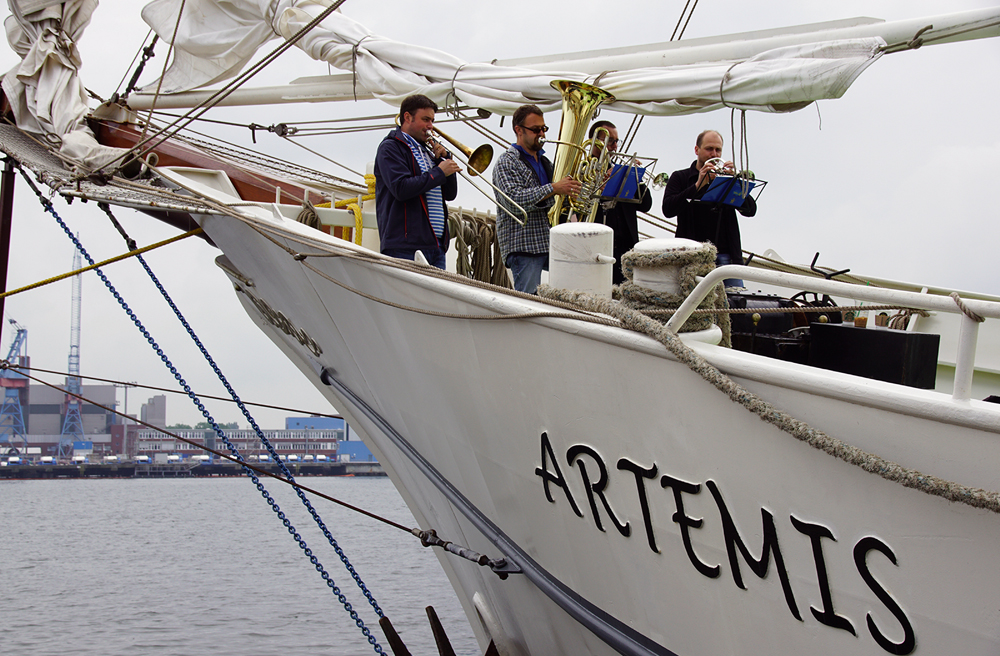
[439,159,461,176]
[552,176,582,197]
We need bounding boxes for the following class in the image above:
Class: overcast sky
[1,0,997,429]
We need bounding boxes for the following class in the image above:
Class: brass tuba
[544,80,616,226]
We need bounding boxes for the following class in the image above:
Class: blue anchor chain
[18,169,386,655]
[126,226,386,622]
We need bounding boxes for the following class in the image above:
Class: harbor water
[0,476,479,655]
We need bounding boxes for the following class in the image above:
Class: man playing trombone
[375,94,461,269]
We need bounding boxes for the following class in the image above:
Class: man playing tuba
[589,120,652,285]
[493,104,581,294]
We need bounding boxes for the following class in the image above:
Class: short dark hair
[696,130,722,147]
[589,120,616,139]
[400,95,438,123]
[513,104,543,128]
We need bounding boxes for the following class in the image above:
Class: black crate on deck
[807,322,939,389]
[727,292,798,335]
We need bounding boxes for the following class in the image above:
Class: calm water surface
[0,476,479,655]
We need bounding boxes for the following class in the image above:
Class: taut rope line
[0,227,203,301]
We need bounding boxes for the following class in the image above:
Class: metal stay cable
[104,0,350,175]
[624,0,701,159]
[16,364,339,419]
[10,360,511,574]
[114,29,156,99]
[162,123,366,193]
[92,202,390,623]
[279,133,364,179]
[17,172,388,656]
[137,0,187,148]
[2,364,412,532]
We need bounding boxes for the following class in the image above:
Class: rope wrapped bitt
[538,246,1000,514]
[617,241,731,346]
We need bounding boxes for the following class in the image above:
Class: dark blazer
[662,162,756,262]
[595,184,652,284]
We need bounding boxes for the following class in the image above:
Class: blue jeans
[506,252,548,295]
[383,246,446,270]
[716,253,744,289]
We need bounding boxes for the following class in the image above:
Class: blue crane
[0,318,28,453]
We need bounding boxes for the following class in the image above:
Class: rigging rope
[15,166,388,656]
[0,226,203,301]
[9,364,339,418]
[137,0,187,151]
[7,357,513,575]
[534,281,1000,515]
[101,0,350,177]
[116,31,157,99]
[2,364,413,532]
[209,199,1000,515]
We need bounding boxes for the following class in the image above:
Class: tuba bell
[544,80,616,226]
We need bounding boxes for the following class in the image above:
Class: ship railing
[667,265,1000,402]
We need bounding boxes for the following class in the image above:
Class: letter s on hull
[854,537,916,655]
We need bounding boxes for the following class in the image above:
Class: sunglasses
[517,125,549,134]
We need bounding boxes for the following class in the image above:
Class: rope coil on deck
[617,243,732,346]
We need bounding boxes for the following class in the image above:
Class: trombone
[427,125,493,177]
[395,118,529,225]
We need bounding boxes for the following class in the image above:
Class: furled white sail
[2,0,129,171]
[139,0,885,115]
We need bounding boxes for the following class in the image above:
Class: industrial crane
[0,317,28,453]
[58,247,84,457]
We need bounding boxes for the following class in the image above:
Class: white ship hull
[203,209,1000,656]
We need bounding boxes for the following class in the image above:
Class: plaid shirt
[493,145,555,263]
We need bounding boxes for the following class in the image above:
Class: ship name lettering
[236,286,322,357]
[535,432,915,655]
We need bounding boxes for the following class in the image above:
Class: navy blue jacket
[374,128,458,253]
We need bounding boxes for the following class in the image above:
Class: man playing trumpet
[375,94,461,269]
[662,129,757,288]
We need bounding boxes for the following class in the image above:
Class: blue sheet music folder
[601,164,646,201]
[701,175,756,207]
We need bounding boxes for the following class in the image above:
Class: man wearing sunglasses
[493,104,582,294]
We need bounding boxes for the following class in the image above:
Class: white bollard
[548,223,616,298]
